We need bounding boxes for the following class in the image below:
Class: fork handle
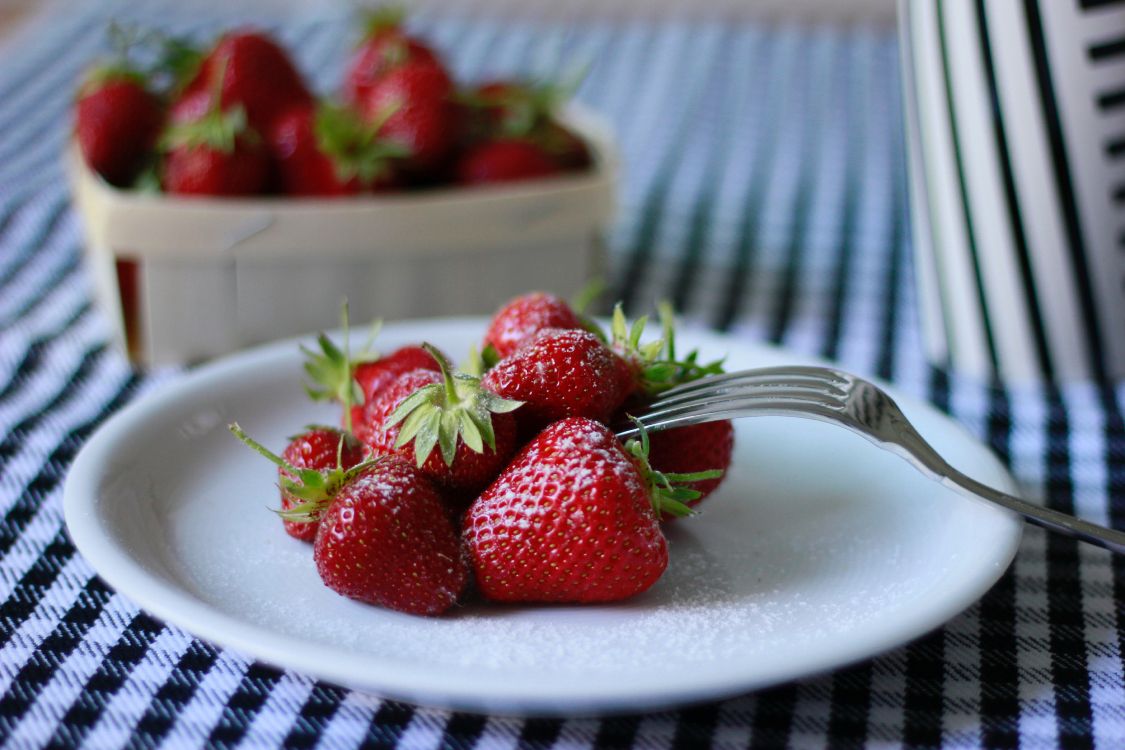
[893,431,1125,555]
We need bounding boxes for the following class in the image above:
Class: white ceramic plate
[64,318,1022,715]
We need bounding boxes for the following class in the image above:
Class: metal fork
[615,365,1125,555]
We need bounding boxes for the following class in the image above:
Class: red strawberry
[344,7,442,105]
[481,328,633,431]
[231,423,466,615]
[75,69,164,187]
[464,417,716,603]
[358,345,522,495]
[315,457,467,615]
[350,345,439,425]
[278,427,365,541]
[482,292,585,360]
[356,59,457,177]
[160,104,270,196]
[647,420,734,517]
[268,102,404,196]
[613,302,733,517]
[456,139,560,185]
[464,80,591,171]
[176,30,311,136]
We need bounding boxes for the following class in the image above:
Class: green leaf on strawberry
[386,343,522,468]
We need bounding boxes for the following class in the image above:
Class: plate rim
[63,317,1023,715]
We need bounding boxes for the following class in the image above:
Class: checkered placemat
[0,2,1122,747]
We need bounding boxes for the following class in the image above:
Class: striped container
[899,0,1125,382]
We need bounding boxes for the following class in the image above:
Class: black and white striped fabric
[901,0,1125,383]
[1,3,1123,748]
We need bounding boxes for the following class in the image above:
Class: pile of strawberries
[232,292,736,616]
[74,10,592,196]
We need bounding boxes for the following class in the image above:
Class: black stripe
[0,300,91,407]
[975,0,1056,380]
[43,613,166,749]
[820,46,863,364]
[1107,137,1125,158]
[671,704,721,749]
[0,575,114,744]
[1088,35,1125,61]
[713,40,785,332]
[0,529,79,652]
[0,345,108,481]
[362,700,415,749]
[0,195,70,292]
[768,40,832,345]
[901,630,946,747]
[0,250,81,330]
[125,641,222,750]
[1043,386,1095,748]
[937,0,1000,375]
[1024,0,1108,380]
[825,663,873,744]
[592,714,642,749]
[438,711,487,749]
[1113,184,1125,204]
[205,663,285,749]
[1080,0,1125,9]
[1101,387,1125,714]
[978,383,1020,749]
[749,682,797,745]
[282,682,346,749]
[875,175,906,381]
[0,370,138,565]
[1097,87,1125,111]
[516,717,564,749]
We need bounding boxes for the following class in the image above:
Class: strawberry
[481,328,633,431]
[160,103,270,196]
[456,139,560,185]
[482,291,585,360]
[353,345,439,405]
[463,80,591,171]
[356,58,457,178]
[231,425,465,615]
[278,427,365,541]
[358,345,522,495]
[343,7,442,105]
[463,417,719,603]
[175,30,311,136]
[268,102,405,196]
[75,67,164,187]
[614,303,733,516]
[315,456,467,615]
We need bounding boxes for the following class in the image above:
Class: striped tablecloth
[1,2,1122,747]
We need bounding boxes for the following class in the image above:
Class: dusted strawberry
[231,424,466,615]
[344,7,442,105]
[358,345,522,495]
[315,457,467,615]
[647,420,734,517]
[268,102,404,196]
[161,104,269,195]
[456,139,560,185]
[482,292,585,360]
[356,58,457,177]
[482,328,633,431]
[278,427,365,541]
[176,30,311,136]
[75,69,164,187]
[464,418,718,604]
[350,345,439,424]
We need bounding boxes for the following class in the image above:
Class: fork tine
[649,373,849,410]
[657,366,850,400]
[632,388,848,423]
[616,396,842,438]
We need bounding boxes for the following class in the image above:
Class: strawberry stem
[423,342,461,406]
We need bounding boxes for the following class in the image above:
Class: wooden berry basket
[69,107,617,366]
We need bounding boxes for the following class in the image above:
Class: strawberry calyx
[301,302,381,433]
[386,343,522,468]
[611,303,725,396]
[361,5,407,40]
[622,417,723,518]
[314,102,409,186]
[229,422,382,523]
[458,81,560,139]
